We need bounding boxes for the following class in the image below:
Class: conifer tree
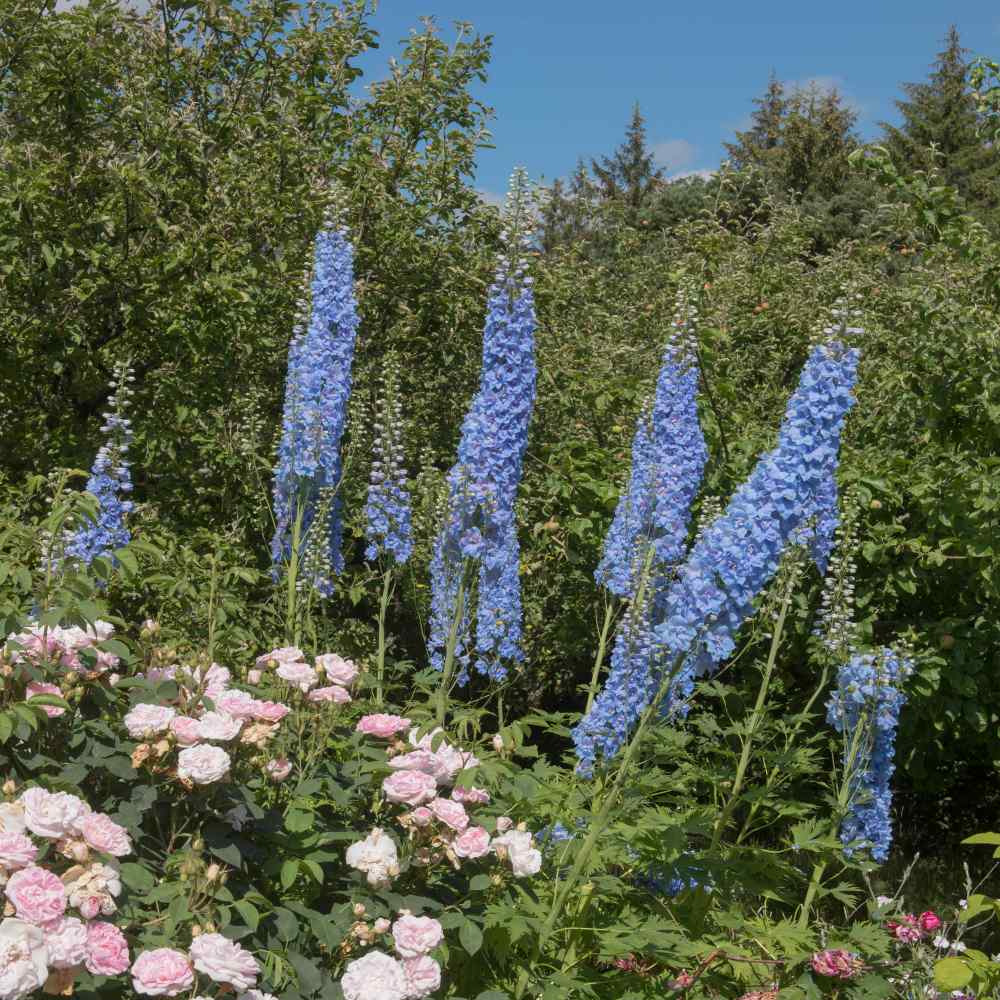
[590,102,664,225]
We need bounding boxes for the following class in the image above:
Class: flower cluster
[365,358,413,565]
[574,339,860,771]
[885,910,940,943]
[65,364,134,568]
[810,948,864,979]
[339,911,443,1000]
[428,168,537,683]
[0,786,132,1000]
[130,932,263,997]
[348,721,541,886]
[271,219,361,593]
[827,647,911,861]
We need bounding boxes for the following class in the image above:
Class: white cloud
[651,138,698,172]
[669,168,716,182]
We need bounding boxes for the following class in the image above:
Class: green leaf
[962,832,1000,846]
[469,874,491,892]
[234,900,259,931]
[285,809,315,833]
[273,907,299,942]
[281,859,299,889]
[119,863,156,892]
[459,919,483,956]
[934,957,974,991]
[0,713,12,744]
[288,952,323,995]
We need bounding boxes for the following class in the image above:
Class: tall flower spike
[66,363,135,567]
[364,357,413,565]
[428,167,538,682]
[271,215,361,594]
[827,647,911,862]
[815,492,862,660]
[574,335,860,773]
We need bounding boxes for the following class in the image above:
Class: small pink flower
[314,653,359,687]
[0,833,38,870]
[409,807,434,828]
[382,771,437,807]
[391,914,444,958]
[276,662,318,693]
[428,797,468,832]
[402,955,441,998]
[356,714,412,739]
[388,750,438,775]
[451,785,490,805]
[25,681,65,718]
[265,758,292,782]
[250,700,290,722]
[810,949,864,979]
[919,911,942,932]
[123,704,176,739]
[308,685,351,704]
[453,826,491,859]
[213,689,256,719]
[373,917,391,935]
[45,915,88,969]
[85,920,130,975]
[256,647,304,670]
[79,813,132,857]
[131,948,194,996]
[188,931,259,991]
[197,711,243,742]
[5,865,68,923]
[169,716,201,746]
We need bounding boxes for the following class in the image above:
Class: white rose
[177,745,231,785]
[18,788,88,840]
[275,662,318,693]
[189,932,259,992]
[0,918,49,1000]
[346,829,399,886]
[123,704,177,739]
[493,830,542,878]
[197,712,243,742]
[340,951,407,1000]
[44,917,87,970]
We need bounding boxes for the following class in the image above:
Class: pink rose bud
[373,918,391,934]
[919,911,942,932]
[265,758,292,782]
[247,669,263,685]
[409,807,434,828]
[492,733,504,753]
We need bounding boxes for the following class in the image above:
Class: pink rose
[810,949,864,979]
[340,951,407,1000]
[197,711,243,742]
[409,807,434,828]
[255,647,304,669]
[19,787,88,839]
[79,813,132,857]
[402,955,441,998]
[5,865,67,923]
[453,826,491,859]
[391,914,444,959]
[314,654,359,687]
[382,771,437,807]
[0,833,38,870]
[0,918,47,995]
[177,745,231,785]
[356,714,411,739]
[308,685,351,704]
[188,932,259,991]
[919,911,942,932]
[451,785,490,805]
[265,758,292,783]
[250,700,290,722]
[25,681,65,718]
[169,716,201,746]
[213,689,256,718]
[428,797,468,832]
[276,662,318,693]
[85,920,130,976]
[388,750,438,775]
[123,704,176,739]
[131,948,195,996]
[45,915,88,969]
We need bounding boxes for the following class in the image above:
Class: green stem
[375,567,394,705]
[711,568,796,850]
[435,578,466,727]
[584,599,617,716]
[513,652,686,999]
[286,504,305,647]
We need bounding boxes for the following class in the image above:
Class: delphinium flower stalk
[574,314,862,774]
[271,210,361,629]
[427,167,537,712]
[585,289,708,713]
[814,492,862,660]
[364,356,413,703]
[65,363,135,570]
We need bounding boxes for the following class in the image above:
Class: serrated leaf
[459,919,483,955]
[934,957,973,991]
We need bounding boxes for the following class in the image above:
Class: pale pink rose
[169,716,201,746]
[197,711,243,742]
[182,663,231,700]
[493,830,541,877]
[94,650,119,674]
[409,807,434,828]
[19,787,88,839]
[5,864,68,923]
[255,647,304,670]
[246,669,263,685]
[123,704,176,739]
[356,714,411,739]
[45,915,88,969]
[495,816,513,833]
[373,918,391,934]
[213,689,256,719]
[177,745,230,785]
[428,797,468,832]
[391,915,444,958]
[79,813,132,857]
[408,726,445,751]
[131,948,194,996]
[402,955,441,998]
[265,758,292,782]
[250,700,290,723]
[189,932,259,991]
[382,771,437,807]
[85,920,130,976]
[25,681,65,718]
[345,829,399,889]
[308,685,351,704]
[0,918,48,998]
[0,833,38,870]
[340,950,407,1000]
[143,665,178,685]
[314,654,359,687]
[428,744,472,784]
[276,662,317,693]
[388,750,438,776]
[453,826,491,859]
[451,785,490,805]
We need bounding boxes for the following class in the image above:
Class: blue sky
[356,1,1000,202]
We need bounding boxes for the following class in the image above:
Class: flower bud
[204,863,221,882]
[373,918,390,934]
[352,902,366,917]
[2,780,16,798]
